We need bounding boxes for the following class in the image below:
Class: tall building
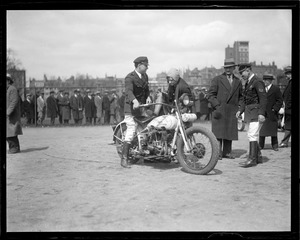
[225,41,249,64]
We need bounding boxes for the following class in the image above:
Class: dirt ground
[6,121,291,232]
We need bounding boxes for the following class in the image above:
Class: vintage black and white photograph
[6,6,295,235]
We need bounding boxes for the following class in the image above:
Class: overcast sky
[7,9,291,80]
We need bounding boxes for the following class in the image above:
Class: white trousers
[246,121,263,141]
[124,114,138,142]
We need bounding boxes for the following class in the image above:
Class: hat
[284,66,292,74]
[6,74,13,83]
[223,58,236,68]
[50,90,55,94]
[134,56,149,66]
[74,89,78,93]
[238,63,252,73]
[201,87,207,90]
[86,89,91,93]
[263,74,274,81]
[64,90,69,94]
[167,68,180,81]
[59,89,64,92]
[77,89,81,92]
[26,93,32,97]
[194,87,199,90]
[95,91,100,95]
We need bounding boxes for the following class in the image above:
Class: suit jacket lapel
[220,74,231,91]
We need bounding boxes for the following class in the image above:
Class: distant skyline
[7,10,292,80]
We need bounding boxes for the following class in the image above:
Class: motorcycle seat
[134,115,157,125]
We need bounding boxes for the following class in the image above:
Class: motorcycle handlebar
[139,103,173,108]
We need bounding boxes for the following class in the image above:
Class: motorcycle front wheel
[177,126,219,175]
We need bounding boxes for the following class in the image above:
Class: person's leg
[222,139,234,158]
[279,130,291,147]
[217,138,223,160]
[259,136,265,149]
[271,136,279,151]
[6,137,19,153]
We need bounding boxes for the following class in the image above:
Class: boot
[257,142,263,164]
[240,141,257,168]
[259,136,265,150]
[121,142,131,168]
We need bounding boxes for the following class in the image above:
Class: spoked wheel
[114,123,139,164]
[177,126,219,175]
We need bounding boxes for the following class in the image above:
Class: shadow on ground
[20,146,49,153]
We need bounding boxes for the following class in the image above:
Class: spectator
[56,89,64,124]
[83,89,94,125]
[259,74,283,151]
[102,90,110,125]
[94,91,103,125]
[199,87,210,121]
[110,92,119,125]
[37,91,46,126]
[6,74,23,154]
[23,93,35,125]
[46,90,58,125]
[91,92,97,125]
[61,91,71,125]
[236,63,267,168]
[118,91,125,122]
[207,58,243,160]
[193,87,201,119]
[70,89,84,125]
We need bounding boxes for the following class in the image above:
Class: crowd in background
[19,86,212,127]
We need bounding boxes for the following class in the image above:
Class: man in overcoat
[56,89,64,124]
[37,91,46,125]
[83,89,93,125]
[259,74,283,151]
[61,91,71,124]
[121,56,152,168]
[7,74,23,154]
[236,63,267,168]
[94,91,103,124]
[279,66,292,148]
[207,58,243,160]
[46,90,58,125]
[102,91,110,125]
[23,93,35,125]
[70,89,84,125]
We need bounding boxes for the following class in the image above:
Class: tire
[114,124,139,164]
[177,126,219,175]
[237,119,245,131]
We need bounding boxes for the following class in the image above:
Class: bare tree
[7,48,23,70]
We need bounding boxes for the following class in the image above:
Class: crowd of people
[20,89,127,127]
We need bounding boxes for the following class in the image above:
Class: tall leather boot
[121,142,131,168]
[240,141,257,168]
[257,142,263,164]
[259,136,265,150]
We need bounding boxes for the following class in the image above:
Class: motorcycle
[112,93,220,175]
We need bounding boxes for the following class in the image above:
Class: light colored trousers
[246,121,263,141]
[124,114,138,142]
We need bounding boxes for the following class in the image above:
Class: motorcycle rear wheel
[177,126,219,175]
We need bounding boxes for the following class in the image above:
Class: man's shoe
[222,153,235,159]
[279,143,288,148]
[240,159,257,168]
[121,158,131,168]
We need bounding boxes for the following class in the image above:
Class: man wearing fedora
[46,90,58,125]
[120,56,152,168]
[259,74,283,151]
[206,58,243,160]
[56,89,64,124]
[7,74,23,154]
[236,63,267,168]
[70,89,84,125]
[279,66,292,148]
[37,91,46,126]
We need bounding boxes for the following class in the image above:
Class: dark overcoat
[207,73,243,140]
[124,71,149,116]
[83,96,94,118]
[70,95,84,120]
[23,99,35,119]
[102,95,110,111]
[240,75,267,123]
[46,95,58,118]
[260,84,283,137]
[199,92,209,114]
[7,85,23,137]
[282,79,291,130]
[118,95,125,118]
[61,96,71,120]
